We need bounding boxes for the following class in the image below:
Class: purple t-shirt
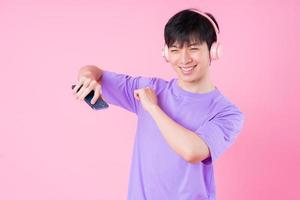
[100,70,244,200]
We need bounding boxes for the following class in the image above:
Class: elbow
[185,149,210,164]
[185,152,204,164]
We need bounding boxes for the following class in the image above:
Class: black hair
[164,8,219,51]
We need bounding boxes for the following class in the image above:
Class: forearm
[148,105,209,163]
[77,65,103,81]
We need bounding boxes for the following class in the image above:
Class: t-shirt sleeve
[194,103,245,165]
[100,70,155,114]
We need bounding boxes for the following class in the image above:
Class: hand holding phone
[72,84,109,110]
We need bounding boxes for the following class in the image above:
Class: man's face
[168,40,211,84]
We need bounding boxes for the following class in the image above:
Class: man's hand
[73,75,102,104]
[134,87,158,113]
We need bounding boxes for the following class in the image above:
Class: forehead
[170,34,203,48]
[170,39,203,48]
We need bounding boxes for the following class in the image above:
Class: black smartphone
[71,84,109,110]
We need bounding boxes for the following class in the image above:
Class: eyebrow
[170,43,200,48]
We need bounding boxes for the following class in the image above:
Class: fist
[134,87,158,113]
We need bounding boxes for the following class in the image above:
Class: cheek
[192,51,208,60]
[171,64,180,72]
[194,54,210,66]
[168,59,178,68]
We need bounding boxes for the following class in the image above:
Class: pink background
[0,0,299,199]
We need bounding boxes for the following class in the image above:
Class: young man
[73,8,244,200]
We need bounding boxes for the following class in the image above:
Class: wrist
[149,104,161,115]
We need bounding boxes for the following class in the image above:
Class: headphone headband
[188,8,219,42]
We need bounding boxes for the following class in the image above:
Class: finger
[76,79,92,99]
[139,88,146,95]
[74,77,88,97]
[99,84,102,95]
[73,77,86,94]
[146,86,155,94]
[137,89,148,100]
[78,83,94,100]
[146,86,154,91]
[91,85,101,104]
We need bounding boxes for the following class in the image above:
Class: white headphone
[162,9,221,62]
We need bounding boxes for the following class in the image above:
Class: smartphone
[72,84,109,110]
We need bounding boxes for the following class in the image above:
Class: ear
[208,51,212,66]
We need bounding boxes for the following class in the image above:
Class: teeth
[182,67,193,71]
[180,65,196,72]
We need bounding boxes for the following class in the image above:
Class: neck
[178,72,215,94]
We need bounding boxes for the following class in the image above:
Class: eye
[170,49,178,52]
[190,48,199,50]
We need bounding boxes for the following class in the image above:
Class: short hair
[164,8,219,51]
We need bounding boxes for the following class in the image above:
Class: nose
[180,49,192,64]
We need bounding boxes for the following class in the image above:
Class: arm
[77,67,154,113]
[133,88,210,164]
[148,105,210,164]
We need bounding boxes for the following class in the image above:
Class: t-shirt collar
[172,79,220,99]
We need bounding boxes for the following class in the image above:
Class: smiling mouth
[179,65,197,72]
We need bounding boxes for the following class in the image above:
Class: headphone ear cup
[210,42,221,60]
[162,45,169,62]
